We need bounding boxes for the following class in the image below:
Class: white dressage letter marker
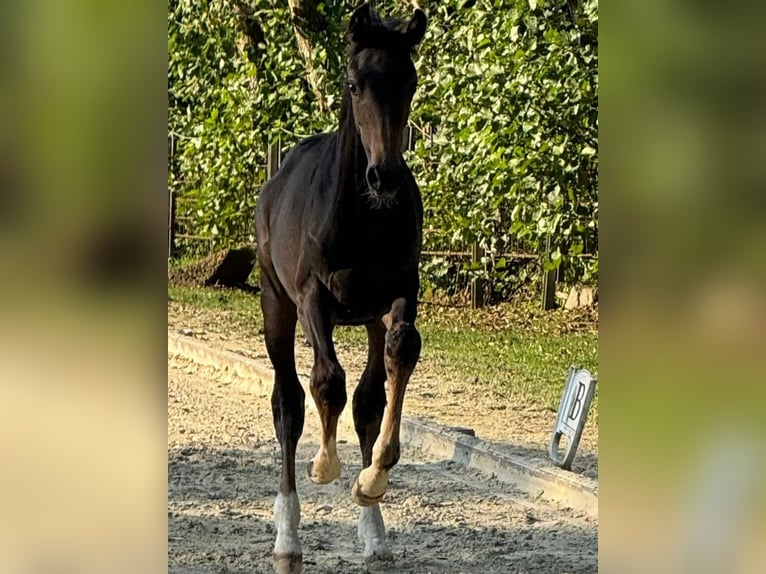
[549,366,596,470]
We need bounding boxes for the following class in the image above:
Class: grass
[414,302,598,413]
[169,284,263,330]
[168,284,598,414]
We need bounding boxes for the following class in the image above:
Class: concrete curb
[401,417,597,517]
[168,332,354,427]
[168,331,598,517]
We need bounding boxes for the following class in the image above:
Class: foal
[255,4,427,572]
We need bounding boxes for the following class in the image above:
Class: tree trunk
[230,0,264,64]
[287,0,327,112]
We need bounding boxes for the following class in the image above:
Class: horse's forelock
[348,15,418,56]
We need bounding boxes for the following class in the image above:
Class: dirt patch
[168,355,597,573]
[169,247,257,288]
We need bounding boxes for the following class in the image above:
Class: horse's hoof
[365,548,394,567]
[351,478,386,506]
[273,552,303,574]
[306,458,341,484]
[352,466,388,506]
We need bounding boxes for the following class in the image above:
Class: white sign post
[549,366,597,470]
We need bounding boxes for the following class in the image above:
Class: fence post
[168,188,176,259]
[167,133,176,259]
[267,137,281,179]
[541,235,558,310]
[471,242,485,309]
[402,124,417,152]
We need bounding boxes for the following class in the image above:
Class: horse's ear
[406,8,427,46]
[348,3,374,43]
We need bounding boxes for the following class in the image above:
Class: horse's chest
[322,211,420,322]
[357,217,418,258]
[328,250,416,323]
[355,232,417,285]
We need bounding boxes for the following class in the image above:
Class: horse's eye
[347,82,358,96]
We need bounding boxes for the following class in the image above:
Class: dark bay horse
[254,3,427,572]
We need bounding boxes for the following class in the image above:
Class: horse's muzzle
[366,158,404,195]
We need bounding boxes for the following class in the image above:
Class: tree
[286,0,330,111]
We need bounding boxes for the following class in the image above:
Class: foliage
[410,0,598,292]
[168,0,256,254]
[168,0,598,292]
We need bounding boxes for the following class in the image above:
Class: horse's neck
[317,97,371,268]
[335,95,366,206]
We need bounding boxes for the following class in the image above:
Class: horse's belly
[334,308,381,326]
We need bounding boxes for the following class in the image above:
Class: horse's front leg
[352,297,421,505]
[300,281,347,484]
[353,321,393,563]
[260,278,305,574]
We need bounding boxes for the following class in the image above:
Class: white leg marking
[358,504,393,563]
[273,492,301,557]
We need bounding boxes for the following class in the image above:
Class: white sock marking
[274,492,301,557]
[358,504,392,561]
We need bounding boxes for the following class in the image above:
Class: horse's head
[346,3,427,198]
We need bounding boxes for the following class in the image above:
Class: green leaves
[411,0,598,294]
[168,0,598,294]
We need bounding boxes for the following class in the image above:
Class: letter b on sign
[567,381,587,424]
[549,367,596,470]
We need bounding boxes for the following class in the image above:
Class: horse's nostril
[366,166,381,190]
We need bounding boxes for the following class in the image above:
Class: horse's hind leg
[353,321,393,563]
[353,297,421,506]
[302,281,347,484]
[261,278,304,574]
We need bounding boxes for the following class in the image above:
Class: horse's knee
[385,322,421,369]
[310,361,347,416]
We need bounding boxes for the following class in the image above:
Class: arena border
[168,331,598,518]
